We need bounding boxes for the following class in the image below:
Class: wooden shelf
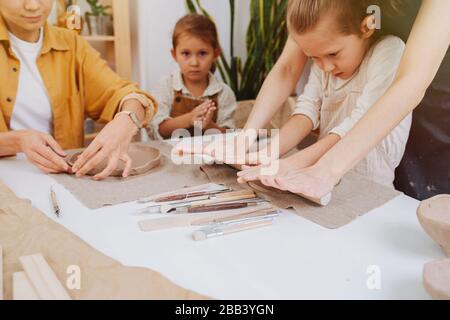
[84,35,115,42]
[57,0,132,80]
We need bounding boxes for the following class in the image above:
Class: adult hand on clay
[262,163,338,199]
[71,113,136,180]
[16,130,70,174]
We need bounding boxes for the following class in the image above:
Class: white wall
[130,0,251,91]
[51,1,307,96]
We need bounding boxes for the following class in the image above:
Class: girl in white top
[238,0,412,188]
[151,14,236,140]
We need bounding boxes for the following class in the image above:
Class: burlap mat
[51,141,211,209]
[0,182,208,300]
[201,164,402,229]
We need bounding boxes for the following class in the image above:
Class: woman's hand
[269,164,338,199]
[71,114,136,180]
[17,130,70,174]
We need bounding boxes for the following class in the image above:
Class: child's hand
[189,100,214,127]
[202,104,217,128]
[246,147,278,166]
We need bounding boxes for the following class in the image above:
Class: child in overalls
[238,0,412,189]
[151,14,236,140]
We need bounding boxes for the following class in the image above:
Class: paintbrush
[138,203,275,232]
[137,183,229,204]
[173,201,263,214]
[137,190,257,215]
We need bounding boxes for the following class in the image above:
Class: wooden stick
[19,254,71,300]
[161,190,256,214]
[13,272,40,300]
[192,208,278,226]
[138,183,228,203]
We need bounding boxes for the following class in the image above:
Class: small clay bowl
[423,259,450,300]
[417,195,450,257]
[66,143,161,177]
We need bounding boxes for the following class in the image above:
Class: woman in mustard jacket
[0,0,157,180]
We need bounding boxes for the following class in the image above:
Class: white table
[0,154,444,300]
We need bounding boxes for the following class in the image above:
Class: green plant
[86,0,111,16]
[186,0,288,100]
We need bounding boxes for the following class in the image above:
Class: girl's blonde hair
[287,0,407,39]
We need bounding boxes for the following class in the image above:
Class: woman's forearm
[289,134,341,166]
[317,0,450,179]
[158,114,193,139]
[0,131,22,157]
[244,37,307,131]
[273,115,314,157]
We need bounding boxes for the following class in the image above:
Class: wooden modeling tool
[137,183,229,204]
[50,187,60,218]
[154,188,233,202]
[175,201,262,214]
[193,219,274,241]
[156,190,257,214]
[13,272,40,300]
[138,203,275,232]
[417,194,450,257]
[192,210,280,227]
[135,188,236,215]
[423,259,450,300]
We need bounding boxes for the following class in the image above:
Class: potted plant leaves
[85,0,113,36]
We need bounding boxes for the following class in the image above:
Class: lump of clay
[417,194,450,257]
[423,259,450,300]
[66,143,161,177]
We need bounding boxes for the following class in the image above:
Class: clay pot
[417,195,450,257]
[423,259,450,300]
[66,144,161,177]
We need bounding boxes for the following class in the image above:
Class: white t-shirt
[9,29,53,134]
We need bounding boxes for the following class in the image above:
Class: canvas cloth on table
[0,182,208,300]
[200,164,402,229]
[51,141,211,209]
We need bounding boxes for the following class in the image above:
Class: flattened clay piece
[417,195,450,257]
[66,143,161,177]
[423,259,450,300]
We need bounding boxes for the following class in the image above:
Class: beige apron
[171,90,219,135]
[318,48,398,187]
